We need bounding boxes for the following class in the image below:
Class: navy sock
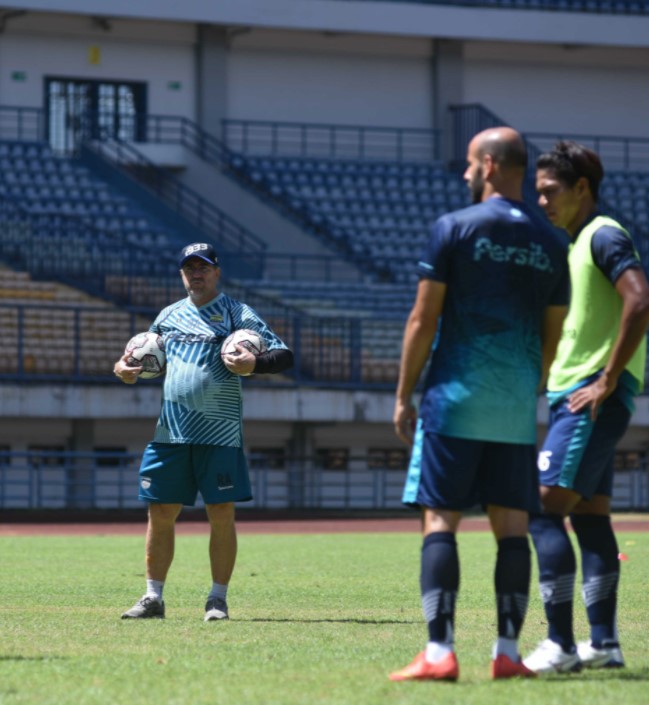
[420,532,459,644]
[495,536,531,640]
[529,513,576,652]
[571,514,620,647]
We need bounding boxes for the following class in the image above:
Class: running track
[1,514,648,536]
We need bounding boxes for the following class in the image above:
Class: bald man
[389,128,571,681]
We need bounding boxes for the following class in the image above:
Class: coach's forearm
[253,348,294,374]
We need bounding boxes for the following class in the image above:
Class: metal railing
[0,297,400,388]
[1,450,647,510]
[524,132,649,172]
[141,114,231,167]
[80,139,268,268]
[450,103,649,173]
[222,119,442,162]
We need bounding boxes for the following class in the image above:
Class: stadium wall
[1,2,648,502]
[0,14,196,119]
[226,31,434,128]
[1,386,648,458]
[5,0,649,49]
[1,12,649,140]
[463,42,649,137]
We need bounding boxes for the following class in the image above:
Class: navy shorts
[538,394,631,499]
[138,442,252,506]
[402,420,540,512]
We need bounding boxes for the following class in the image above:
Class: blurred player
[390,127,570,681]
[524,142,649,673]
[114,242,293,621]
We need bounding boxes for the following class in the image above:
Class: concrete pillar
[195,24,229,140]
[66,419,95,509]
[432,39,465,167]
[287,422,314,508]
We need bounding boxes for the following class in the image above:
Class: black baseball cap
[179,243,219,267]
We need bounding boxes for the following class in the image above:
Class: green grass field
[1,529,647,705]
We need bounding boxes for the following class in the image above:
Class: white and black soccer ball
[220,329,267,375]
[221,329,267,357]
[124,332,166,379]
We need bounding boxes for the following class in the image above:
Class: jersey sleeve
[230,299,290,352]
[417,216,455,282]
[591,225,642,284]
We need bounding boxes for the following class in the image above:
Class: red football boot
[389,651,459,682]
[491,654,537,679]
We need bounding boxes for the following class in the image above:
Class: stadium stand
[227,153,469,283]
[0,2,647,512]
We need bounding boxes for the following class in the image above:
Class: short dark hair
[536,140,604,202]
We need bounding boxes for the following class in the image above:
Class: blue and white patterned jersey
[418,197,570,444]
[149,292,289,446]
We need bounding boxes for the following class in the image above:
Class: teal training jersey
[149,292,289,446]
[418,197,570,443]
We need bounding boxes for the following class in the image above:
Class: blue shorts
[538,394,631,499]
[138,442,252,506]
[402,421,539,512]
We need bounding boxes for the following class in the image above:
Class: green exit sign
[167,81,182,91]
[11,71,27,82]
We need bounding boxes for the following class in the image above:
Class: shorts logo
[537,451,552,472]
[217,472,233,490]
[141,477,152,490]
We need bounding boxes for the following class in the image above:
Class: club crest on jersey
[210,315,223,322]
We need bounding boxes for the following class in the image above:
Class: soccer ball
[221,329,267,375]
[124,331,166,379]
[221,329,267,357]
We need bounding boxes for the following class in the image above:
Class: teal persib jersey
[149,292,289,447]
[418,198,570,444]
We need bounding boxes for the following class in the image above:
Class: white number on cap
[184,243,208,255]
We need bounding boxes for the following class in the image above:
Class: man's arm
[568,267,649,418]
[539,305,568,393]
[223,346,293,376]
[254,348,294,374]
[393,278,446,445]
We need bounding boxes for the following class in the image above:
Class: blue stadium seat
[228,152,467,282]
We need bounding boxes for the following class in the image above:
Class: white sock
[425,641,453,663]
[145,579,164,602]
[493,637,519,661]
[208,582,228,601]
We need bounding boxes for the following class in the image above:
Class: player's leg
[390,507,462,682]
[204,501,236,621]
[483,443,537,679]
[390,430,480,682]
[567,396,630,668]
[524,398,590,672]
[122,443,196,619]
[571,496,624,668]
[146,502,183,584]
[526,485,582,667]
[196,445,252,622]
[420,508,462,670]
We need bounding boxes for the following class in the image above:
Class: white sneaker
[523,639,582,674]
[577,641,624,668]
[204,597,229,622]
